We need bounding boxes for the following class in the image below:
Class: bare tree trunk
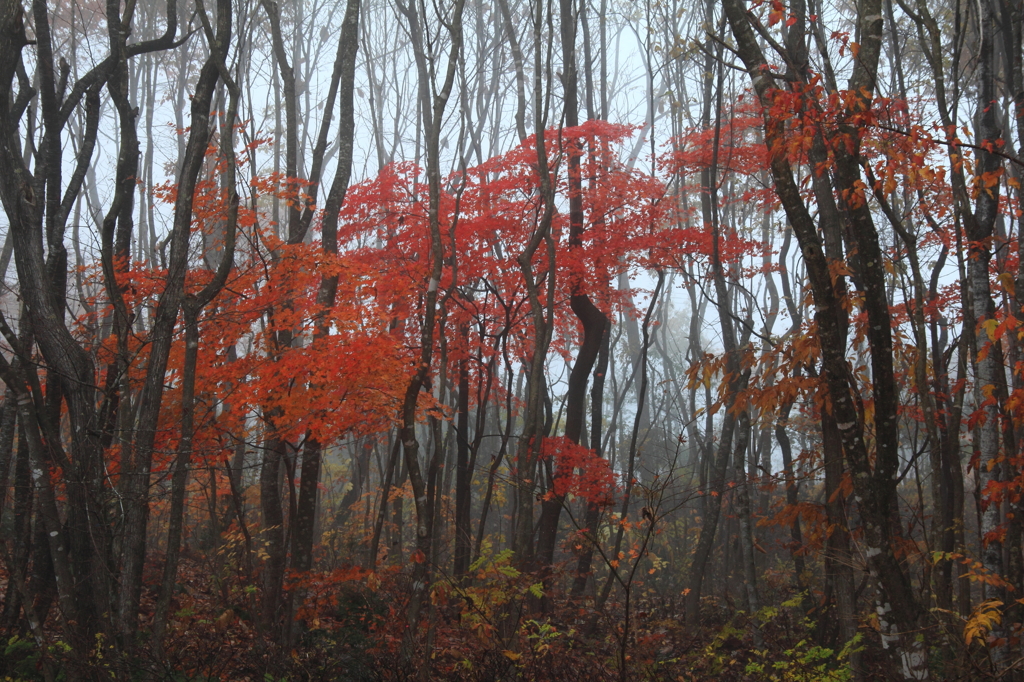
[393,0,465,667]
[571,324,610,598]
[511,0,557,575]
[454,317,473,578]
[152,33,240,651]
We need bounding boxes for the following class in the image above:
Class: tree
[722,0,929,676]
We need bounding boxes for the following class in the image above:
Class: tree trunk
[454,318,473,578]
[572,324,610,597]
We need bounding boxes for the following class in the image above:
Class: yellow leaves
[964,600,1003,646]
[997,272,1016,298]
[930,562,1009,647]
[502,650,522,661]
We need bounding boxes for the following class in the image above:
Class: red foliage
[540,436,618,507]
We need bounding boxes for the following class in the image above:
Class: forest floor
[0,556,893,681]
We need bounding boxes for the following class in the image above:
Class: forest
[0,0,1022,678]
